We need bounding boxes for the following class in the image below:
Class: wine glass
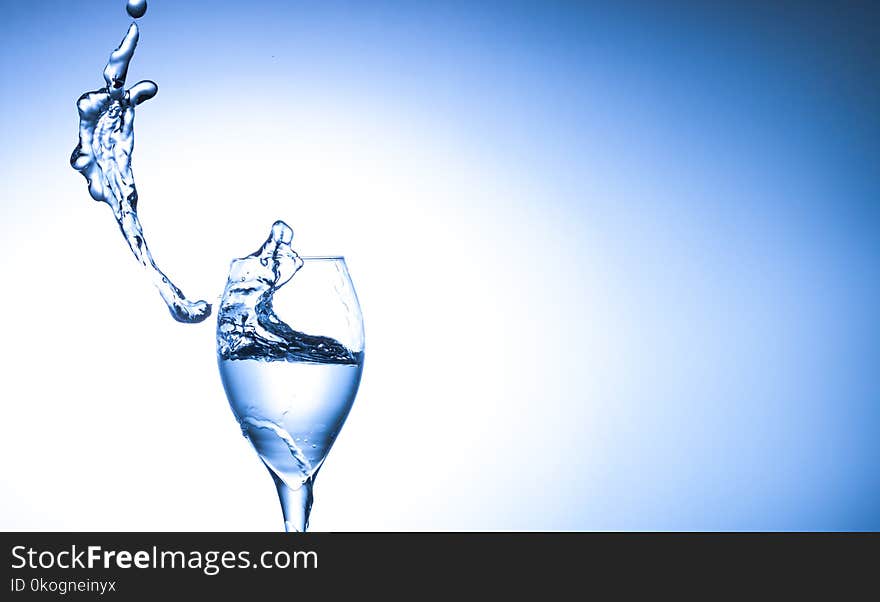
[217,256,364,532]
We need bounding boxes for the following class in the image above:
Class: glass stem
[273,473,315,532]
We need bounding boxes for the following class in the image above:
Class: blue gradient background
[0,0,878,530]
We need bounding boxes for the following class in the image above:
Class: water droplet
[126,0,147,19]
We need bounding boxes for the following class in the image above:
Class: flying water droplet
[126,0,147,19]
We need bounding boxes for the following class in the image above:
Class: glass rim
[299,255,345,261]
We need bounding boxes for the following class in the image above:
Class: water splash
[70,22,211,323]
[217,221,358,363]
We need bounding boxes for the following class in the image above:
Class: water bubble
[126,0,147,19]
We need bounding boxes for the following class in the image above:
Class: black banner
[0,532,876,597]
